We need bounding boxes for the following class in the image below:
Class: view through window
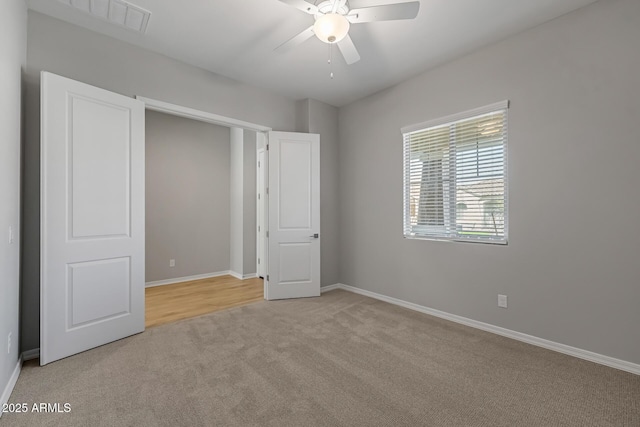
[403,102,508,244]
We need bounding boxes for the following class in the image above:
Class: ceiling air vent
[58,0,151,34]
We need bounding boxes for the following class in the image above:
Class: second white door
[266,131,320,300]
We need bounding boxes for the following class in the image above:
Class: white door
[40,72,145,365]
[266,131,320,300]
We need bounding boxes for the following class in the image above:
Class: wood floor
[145,275,264,328]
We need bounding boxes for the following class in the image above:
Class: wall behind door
[146,111,231,282]
[0,0,26,407]
[242,131,256,276]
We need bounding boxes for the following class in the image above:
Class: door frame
[136,97,272,133]
[136,96,272,292]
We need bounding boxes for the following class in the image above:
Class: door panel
[266,131,320,300]
[41,72,145,365]
[279,243,312,282]
[67,257,131,328]
[70,95,131,238]
[278,140,311,229]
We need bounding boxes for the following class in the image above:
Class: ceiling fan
[276,0,420,65]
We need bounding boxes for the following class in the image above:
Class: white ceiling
[27,0,599,107]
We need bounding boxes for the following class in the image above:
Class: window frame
[401,101,509,245]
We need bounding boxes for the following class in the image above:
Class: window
[402,101,508,244]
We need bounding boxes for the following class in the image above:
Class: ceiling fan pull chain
[329,42,334,79]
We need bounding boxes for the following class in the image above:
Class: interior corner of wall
[295,99,311,133]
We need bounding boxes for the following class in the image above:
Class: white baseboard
[22,349,40,362]
[229,271,257,280]
[328,283,640,376]
[320,284,341,293]
[0,357,21,418]
[145,271,231,288]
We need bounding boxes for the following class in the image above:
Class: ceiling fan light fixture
[313,13,350,44]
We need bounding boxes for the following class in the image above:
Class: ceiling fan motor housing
[315,0,350,16]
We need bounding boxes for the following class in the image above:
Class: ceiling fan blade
[337,34,361,65]
[278,0,318,15]
[331,0,348,13]
[347,1,420,24]
[275,25,315,52]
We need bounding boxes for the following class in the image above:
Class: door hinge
[258,161,260,167]
[266,231,269,238]
[267,275,270,281]
[258,258,260,264]
[266,187,269,195]
[258,193,260,200]
[266,144,269,151]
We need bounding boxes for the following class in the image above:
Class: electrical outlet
[7,332,11,354]
[169,259,175,267]
[498,294,508,308]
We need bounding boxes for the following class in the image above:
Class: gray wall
[296,99,340,287]
[338,0,640,364]
[309,100,340,287]
[229,128,244,275]
[21,11,299,351]
[145,111,231,282]
[242,131,257,275]
[0,0,26,405]
[229,128,257,277]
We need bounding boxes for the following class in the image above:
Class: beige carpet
[4,290,639,426]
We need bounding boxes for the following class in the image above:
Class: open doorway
[139,98,270,328]
[39,74,319,364]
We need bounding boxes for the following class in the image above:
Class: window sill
[403,234,508,245]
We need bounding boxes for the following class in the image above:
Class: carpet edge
[332,283,640,376]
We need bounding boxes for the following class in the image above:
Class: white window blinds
[402,101,508,244]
